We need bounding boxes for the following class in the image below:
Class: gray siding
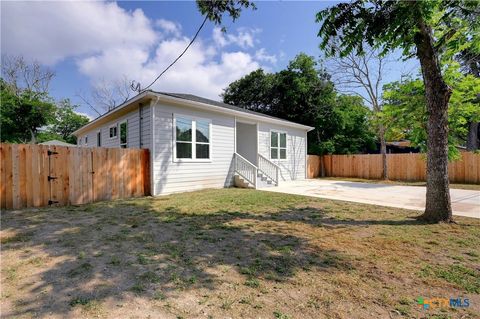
[152,102,236,195]
[257,122,306,181]
[78,103,151,149]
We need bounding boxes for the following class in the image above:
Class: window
[84,135,88,145]
[119,121,127,148]
[109,125,117,138]
[270,131,287,160]
[97,131,101,147]
[174,115,210,160]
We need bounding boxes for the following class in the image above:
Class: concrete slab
[259,179,480,219]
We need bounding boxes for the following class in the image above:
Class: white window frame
[173,114,212,162]
[270,130,287,161]
[97,130,101,147]
[109,124,118,139]
[84,135,88,145]
[119,120,128,148]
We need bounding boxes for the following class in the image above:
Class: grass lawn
[319,177,480,191]
[1,189,479,319]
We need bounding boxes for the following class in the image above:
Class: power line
[133,16,209,93]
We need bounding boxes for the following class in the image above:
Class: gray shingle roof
[154,91,301,125]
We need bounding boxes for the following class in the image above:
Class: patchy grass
[319,176,480,190]
[1,188,479,318]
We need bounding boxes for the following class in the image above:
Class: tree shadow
[1,200,356,318]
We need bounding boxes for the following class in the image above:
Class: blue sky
[1,1,417,118]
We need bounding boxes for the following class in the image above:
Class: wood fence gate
[1,144,150,210]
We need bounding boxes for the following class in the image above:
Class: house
[73,91,314,196]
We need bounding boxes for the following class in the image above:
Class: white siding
[257,122,306,181]
[152,102,236,195]
[79,103,151,149]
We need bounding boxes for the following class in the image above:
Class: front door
[236,121,257,165]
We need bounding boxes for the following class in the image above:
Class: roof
[73,90,314,136]
[39,140,77,147]
[157,92,296,123]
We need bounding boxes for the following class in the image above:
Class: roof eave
[153,92,315,131]
[72,90,152,136]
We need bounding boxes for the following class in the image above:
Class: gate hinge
[48,175,58,181]
[48,200,59,205]
[47,150,58,156]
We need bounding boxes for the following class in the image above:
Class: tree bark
[466,121,479,151]
[378,124,388,180]
[414,18,453,223]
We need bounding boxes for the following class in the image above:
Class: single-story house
[73,91,314,196]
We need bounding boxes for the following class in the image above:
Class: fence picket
[307,153,480,184]
[1,143,150,209]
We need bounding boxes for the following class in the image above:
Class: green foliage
[222,54,376,154]
[1,78,90,144]
[196,0,255,28]
[331,95,376,154]
[0,79,56,143]
[382,65,480,159]
[316,1,479,59]
[49,99,90,144]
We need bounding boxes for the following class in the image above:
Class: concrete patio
[260,179,480,219]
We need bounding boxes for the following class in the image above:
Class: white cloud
[1,1,156,65]
[212,27,259,49]
[1,1,269,102]
[255,48,277,64]
[155,18,181,37]
[75,111,94,121]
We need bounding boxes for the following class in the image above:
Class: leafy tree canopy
[0,79,56,143]
[382,64,480,159]
[317,0,479,59]
[222,53,376,154]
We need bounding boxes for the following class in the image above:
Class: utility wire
[136,16,209,92]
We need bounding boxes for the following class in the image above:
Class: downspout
[139,103,143,148]
[150,96,160,196]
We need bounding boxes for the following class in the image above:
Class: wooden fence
[307,152,480,184]
[1,143,150,210]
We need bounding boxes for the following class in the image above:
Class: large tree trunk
[414,18,453,223]
[378,124,388,180]
[466,121,479,151]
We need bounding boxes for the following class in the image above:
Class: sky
[1,0,418,118]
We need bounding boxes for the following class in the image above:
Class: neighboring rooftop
[39,140,76,147]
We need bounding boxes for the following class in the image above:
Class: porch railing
[257,153,280,186]
[234,153,257,188]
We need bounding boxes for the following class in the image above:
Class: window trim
[119,120,128,148]
[97,130,101,147]
[270,130,287,161]
[109,124,118,139]
[173,113,212,162]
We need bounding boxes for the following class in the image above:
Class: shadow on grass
[1,198,359,318]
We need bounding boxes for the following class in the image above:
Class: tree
[77,76,133,115]
[1,55,55,98]
[317,0,479,222]
[196,0,256,28]
[222,69,275,113]
[222,54,376,156]
[326,45,392,179]
[0,79,56,143]
[50,100,90,144]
